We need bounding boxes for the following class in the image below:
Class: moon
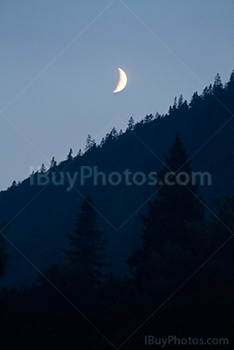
[113,67,127,93]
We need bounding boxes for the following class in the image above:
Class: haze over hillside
[0,71,234,287]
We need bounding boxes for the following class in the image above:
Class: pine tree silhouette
[65,195,105,287]
[127,116,135,130]
[85,134,96,152]
[128,136,204,274]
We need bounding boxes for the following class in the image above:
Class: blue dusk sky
[0,0,234,190]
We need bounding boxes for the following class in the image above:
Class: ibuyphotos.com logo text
[29,166,212,192]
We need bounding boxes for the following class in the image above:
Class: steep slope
[1,72,234,286]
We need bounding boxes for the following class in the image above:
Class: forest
[0,71,234,348]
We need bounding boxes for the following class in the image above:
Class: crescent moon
[113,67,127,93]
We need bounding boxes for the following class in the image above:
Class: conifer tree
[213,73,223,96]
[85,135,96,152]
[127,117,135,130]
[189,92,200,108]
[110,127,118,140]
[65,196,105,286]
[77,149,82,157]
[226,70,234,96]
[40,164,47,174]
[178,95,183,107]
[67,148,73,160]
[50,156,57,168]
[144,114,154,123]
[128,136,204,273]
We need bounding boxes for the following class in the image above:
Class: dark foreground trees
[37,195,106,302]
[128,136,205,280]
[65,195,105,289]
[1,136,234,348]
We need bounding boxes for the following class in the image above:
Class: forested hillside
[0,71,234,287]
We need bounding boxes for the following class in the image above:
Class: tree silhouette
[110,127,118,140]
[128,136,204,275]
[65,195,105,287]
[189,91,200,108]
[40,163,47,174]
[85,134,96,152]
[173,96,177,110]
[226,70,234,99]
[144,114,154,123]
[127,117,135,130]
[67,148,73,160]
[50,156,57,168]
[77,149,83,157]
[213,73,223,95]
[178,94,183,107]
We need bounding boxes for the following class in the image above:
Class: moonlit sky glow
[1,0,234,190]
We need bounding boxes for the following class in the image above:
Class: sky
[0,0,234,190]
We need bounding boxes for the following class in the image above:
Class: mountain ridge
[1,70,234,286]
